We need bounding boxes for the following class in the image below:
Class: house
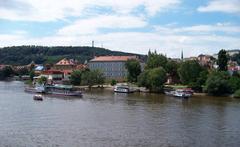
[88,56,138,81]
[40,70,64,81]
[52,58,86,79]
[53,58,77,71]
[197,54,214,68]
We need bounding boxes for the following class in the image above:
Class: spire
[181,50,183,60]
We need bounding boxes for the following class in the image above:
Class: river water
[0,81,240,147]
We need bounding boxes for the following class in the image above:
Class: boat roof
[45,84,73,89]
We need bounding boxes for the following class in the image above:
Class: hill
[0,46,145,65]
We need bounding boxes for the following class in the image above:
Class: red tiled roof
[90,56,137,62]
[56,58,76,65]
[42,70,63,75]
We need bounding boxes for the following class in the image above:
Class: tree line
[125,50,240,97]
[0,45,145,65]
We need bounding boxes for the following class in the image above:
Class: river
[0,81,240,147]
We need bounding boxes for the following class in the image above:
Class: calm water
[0,81,240,147]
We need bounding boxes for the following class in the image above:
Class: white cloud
[0,0,180,22]
[58,15,147,35]
[198,0,240,14]
[1,30,240,58]
[155,23,240,35]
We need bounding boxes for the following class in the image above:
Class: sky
[0,0,240,58]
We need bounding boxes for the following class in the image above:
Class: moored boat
[44,84,83,97]
[114,84,134,93]
[33,94,43,101]
[164,88,193,98]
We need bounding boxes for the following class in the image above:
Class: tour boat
[33,94,43,101]
[44,84,83,97]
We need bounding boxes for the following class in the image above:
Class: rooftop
[56,58,76,65]
[90,56,137,62]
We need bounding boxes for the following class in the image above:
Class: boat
[44,84,83,97]
[33,94,43,101]
[25,85,45,93]
[114,84,134,93]
[164,88,193,98]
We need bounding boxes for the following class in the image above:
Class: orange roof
[56,58,76,65]
[42,70,63,75]
[90,56,137,62]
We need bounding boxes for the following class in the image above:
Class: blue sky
[0,0,239,57]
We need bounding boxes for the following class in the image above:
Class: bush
[137,67,167,92]
[234,89,240,98]
[111,79,117,86]
[204,71,231,96]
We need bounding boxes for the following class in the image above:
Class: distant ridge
[0,46,146,65]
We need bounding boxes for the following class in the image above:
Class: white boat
[114,84,134,93]
[164,88,193,98]
[172,89,193,98]
[33,94,43,101]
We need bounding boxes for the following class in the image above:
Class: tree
[228,76,240,92]
[81,70,105,88]
[70,70,82,85]
[146,50,168,69]
[217,49,228,71]
[111,79,117,86]
[0,66,14,80]
[204,71,231,96]
[178,60,203,85]
[138,67,167,92]
[37,76,47,85]
[125,59,141,82]
[165,60,180,83]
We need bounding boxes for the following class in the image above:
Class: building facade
[88,56,138,81]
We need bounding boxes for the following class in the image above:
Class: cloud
[1,28,240,58]
[198,0,240,14]
[58,15,147,35]
[0,0,180,22]
[155,23,240,35]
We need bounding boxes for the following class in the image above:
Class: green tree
[178,60,203,85]
[81,70,105,88]
[204,71,231,96]
[111,79,117,86]
[138,67,167,92]
[228,76,240,92]
[138,70,150,88]
[37,76,47,85]
[70,70,82,85]
[217,49,229,71]
[146,50,168,69]
[125,59,141,82]
[0,66,14,80]
[165,60,180,83]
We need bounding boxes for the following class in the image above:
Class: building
[88,56,138,81]
[53,58,77,71]
[52,58,87,79]
[40,70,64,81]
[197,54,214,68]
